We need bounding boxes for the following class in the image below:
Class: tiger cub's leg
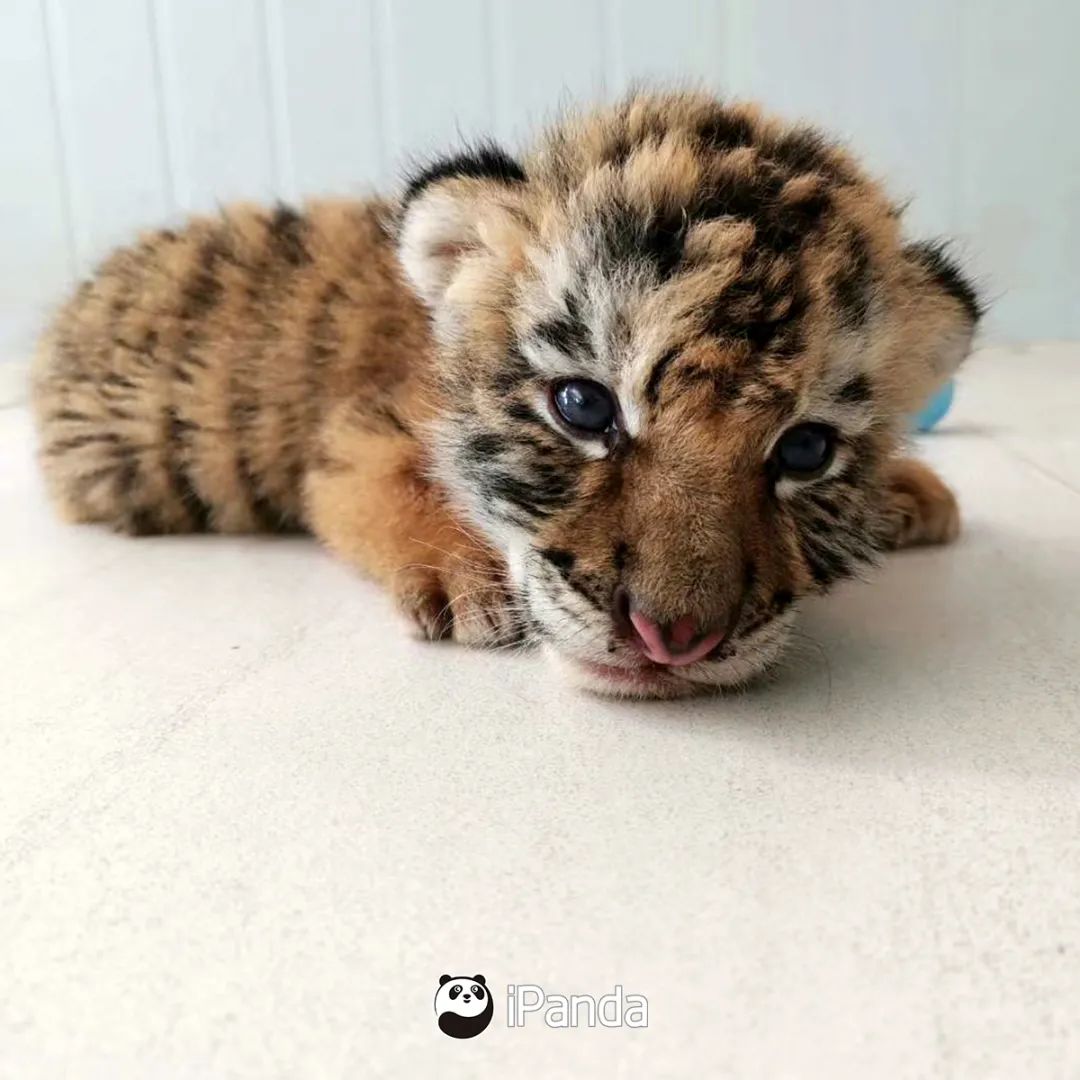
[880,457,961,549]
[304,405,519,646]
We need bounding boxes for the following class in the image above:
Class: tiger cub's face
[398,91,979,698]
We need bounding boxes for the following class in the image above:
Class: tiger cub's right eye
[550,379,616,436]
[772,422,837,479]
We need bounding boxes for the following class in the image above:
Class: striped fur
[33,89,978,698]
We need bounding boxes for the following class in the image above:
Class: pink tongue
[629,612,724,667]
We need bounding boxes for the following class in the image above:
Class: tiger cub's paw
[394,558,521,648]
[881,457,961,549]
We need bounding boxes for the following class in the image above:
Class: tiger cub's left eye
[773,423,838,478]
[551,379,616,435]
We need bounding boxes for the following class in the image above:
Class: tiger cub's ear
[398,142,529,307]
[901,240,983,382]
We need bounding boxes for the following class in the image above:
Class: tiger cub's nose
[613,588,725,667]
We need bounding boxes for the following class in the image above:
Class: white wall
[2,0,1078,363]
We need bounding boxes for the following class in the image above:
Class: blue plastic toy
[913,379,955,432]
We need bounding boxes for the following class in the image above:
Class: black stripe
[565,571,607,611]
[697,165,787,232]
[166,407,212,531]
[466,433,503,458]
[640,207,687,279]
[678,363,744,406]
[46,432,122,454]
[403,141,527,205]
[540,548,606,611]
[800,536,852,589]
[504,400,542,425]
[482,468,573,518]
[744,560,758,591]
[763,127,848,181]
[532,315,593,359]
[810,493,841,519]
[229,383,277,531]
[833,232,873,328]
[491,360,530,395]
[644,347,679,405]
[103,373,137,390]
[772,589,794,615]
[836,373,873,404]
[171,349,207,371]
[696,110,755,153]
[304,281,343,459]
[539,548,575,575]
[180,237,225,320]
[904,240,982,322]
[226,227,286,532]
[597,202,686,279]
[114,452,138,497]
[268,203,311,266]
[125,507,162,536]
[511,432,559,457]
[235,450,281,531]
[613,542,629,572]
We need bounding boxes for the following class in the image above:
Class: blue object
[913,379,955,432]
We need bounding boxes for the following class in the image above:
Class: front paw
[881,458,961,549]
[394,563,521,648]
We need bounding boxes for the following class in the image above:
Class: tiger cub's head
[397,89,979,698]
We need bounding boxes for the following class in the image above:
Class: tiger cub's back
[33,197,430,536]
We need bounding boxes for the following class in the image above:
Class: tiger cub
[33,89,978,698]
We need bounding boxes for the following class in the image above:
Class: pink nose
[627,608,725,667]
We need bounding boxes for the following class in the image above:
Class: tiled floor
[2,345,1078,1078]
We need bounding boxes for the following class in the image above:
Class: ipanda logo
[434,975,494,1039]
[434,975,647,1038]
[507,984,648,1029]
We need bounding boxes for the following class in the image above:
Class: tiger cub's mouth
[545,609,797,700]
[574,658,685,696]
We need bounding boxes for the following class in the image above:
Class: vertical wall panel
[840,1,960,240]
[46,0,173,272]
[0,0,75,362]
[958,0,1080,341]
[736,0,854,126]
[153,0,278,211]
[271,0,385,198]
[610,0,726,95]
[379,0,492,171]
[490,0,608,142]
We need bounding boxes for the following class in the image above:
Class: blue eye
[551,379,616,435]
[774,423,837,478]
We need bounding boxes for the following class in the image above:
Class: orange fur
[33,89,978,696]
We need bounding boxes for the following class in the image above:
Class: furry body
[34,90,978,697]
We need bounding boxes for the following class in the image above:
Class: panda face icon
[434,974,494,1038]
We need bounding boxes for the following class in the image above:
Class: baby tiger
[33,89,979,699]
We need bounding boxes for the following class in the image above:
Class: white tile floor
[2,345,1079,1078]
